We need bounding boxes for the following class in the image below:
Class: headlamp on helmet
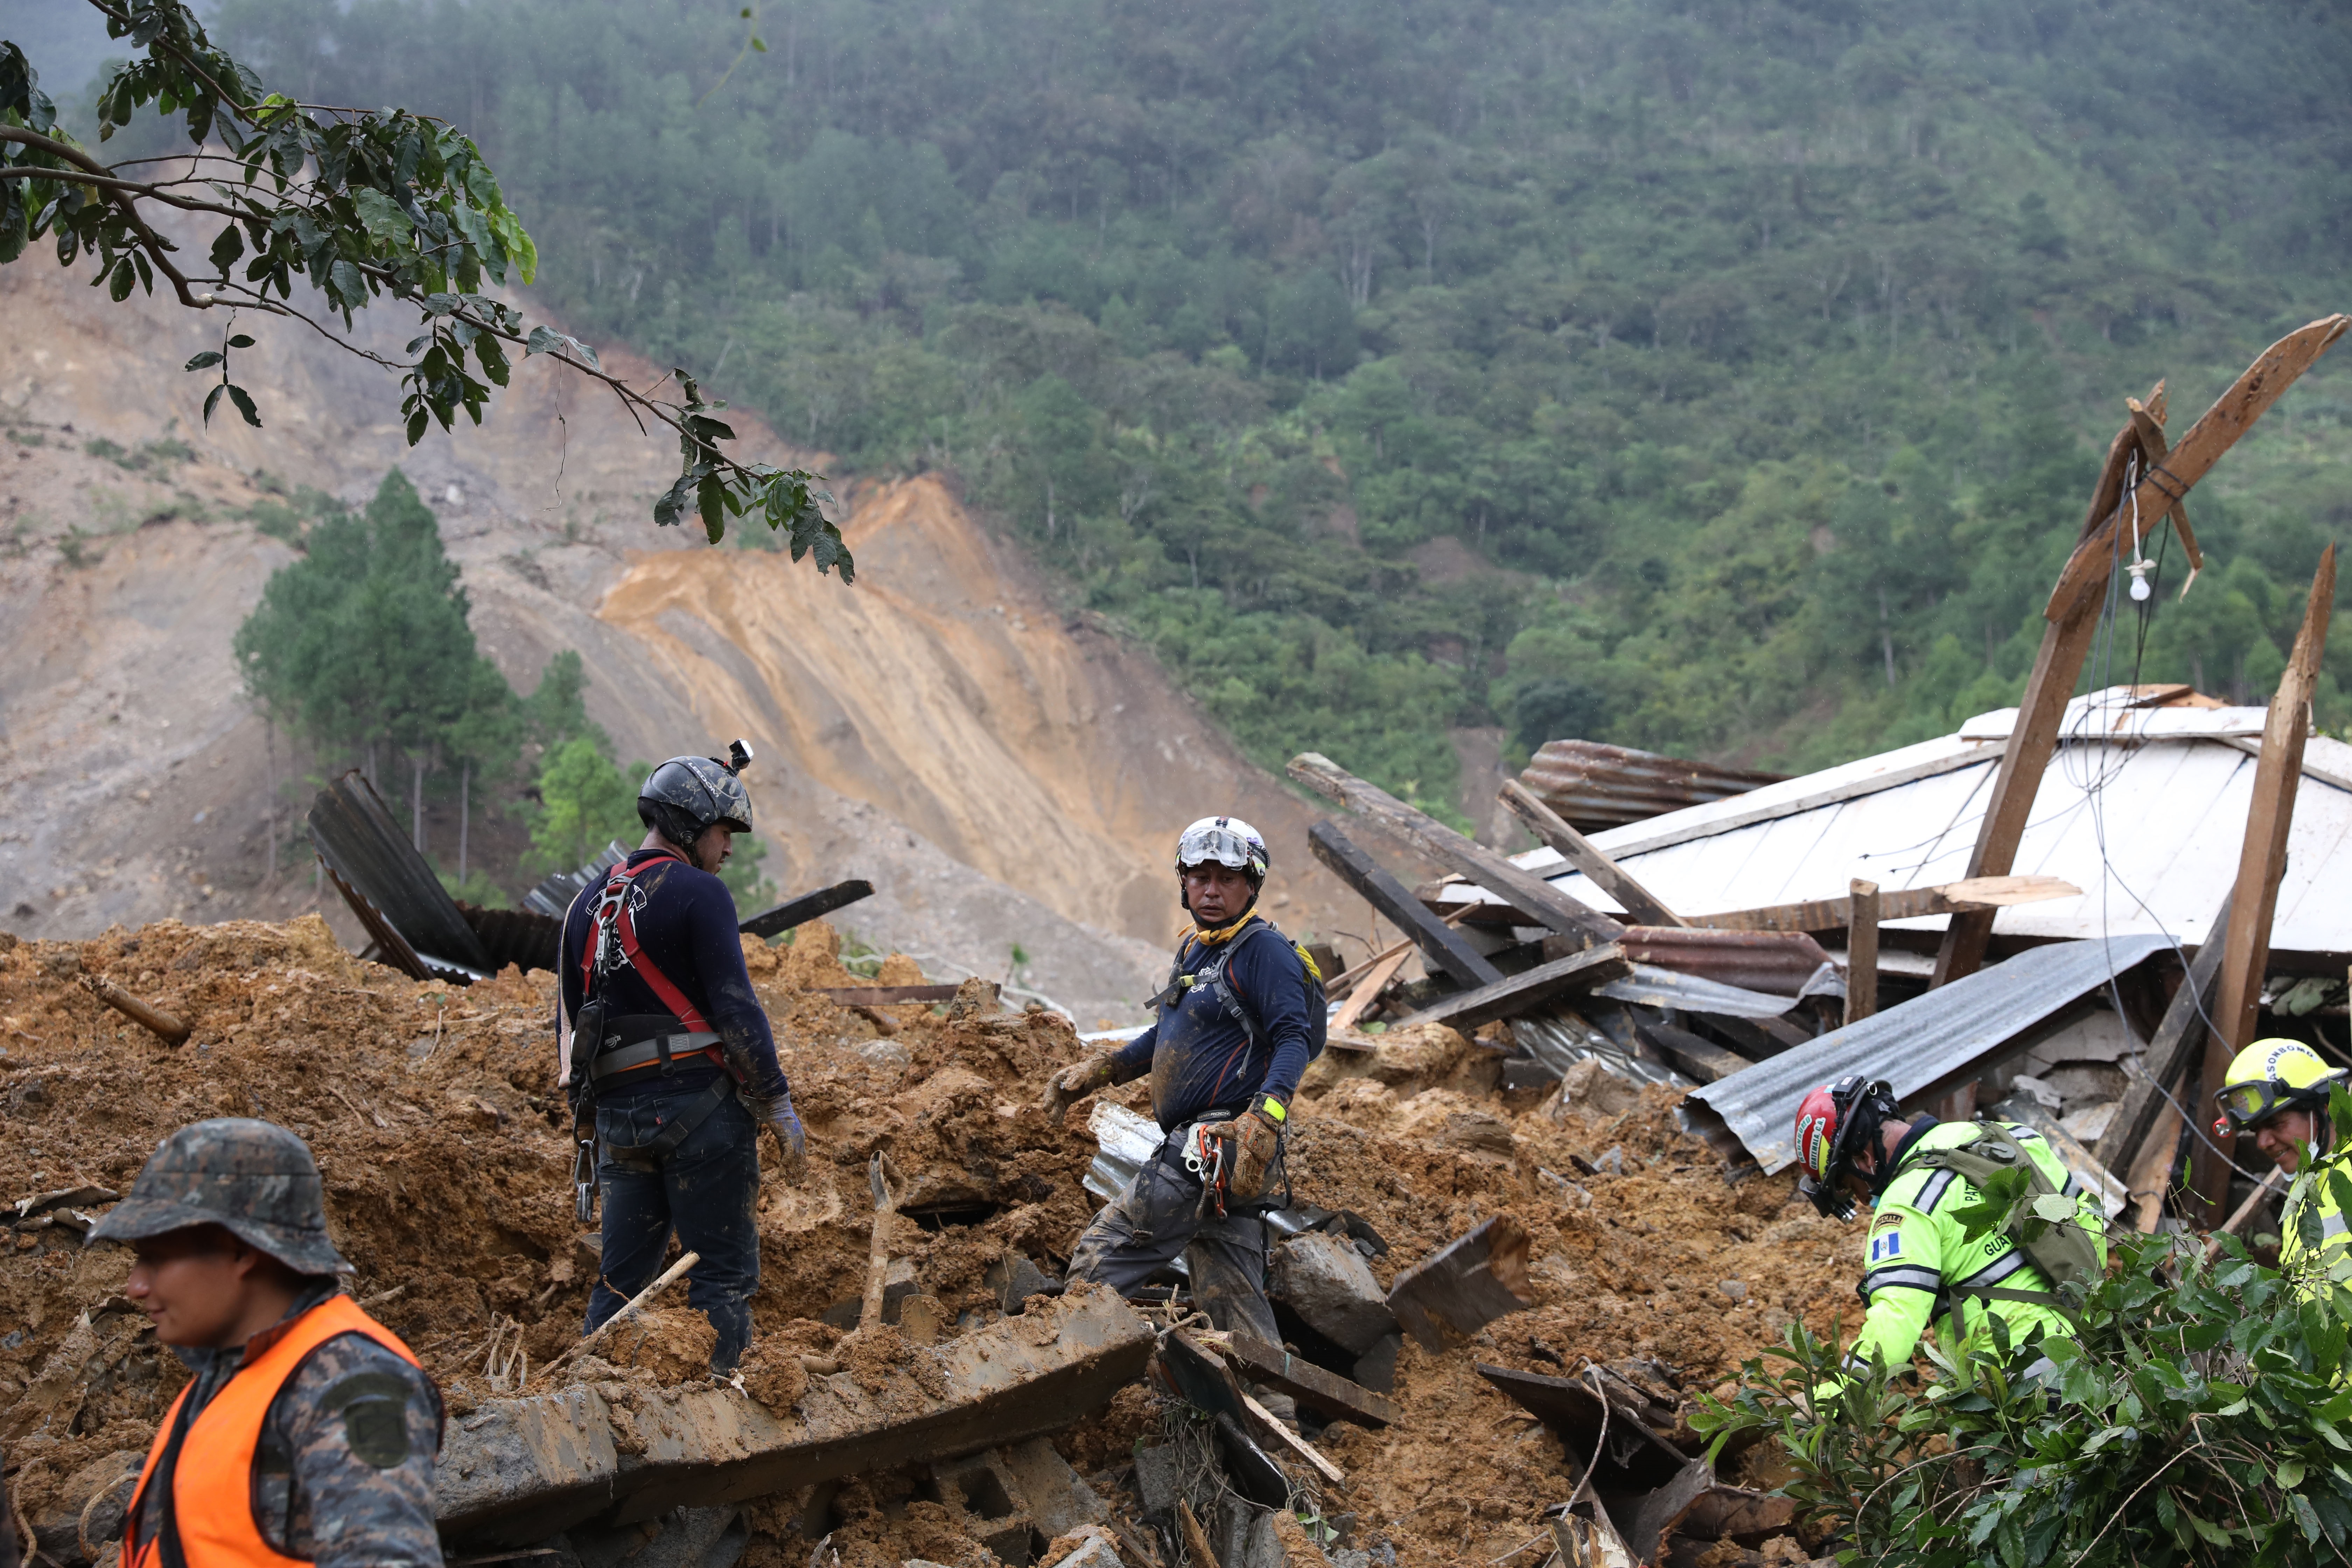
[2213,1037,2343,1139]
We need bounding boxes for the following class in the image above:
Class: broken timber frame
[1931,316,2348,989]
[2188,545,2337,1220]
[1291,752,1622,948]
[1845,880,1879,1026]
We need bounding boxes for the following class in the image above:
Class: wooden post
[1935,317,2346,988]
[2188,544,2336,1221]
[1845,880,1880,1026]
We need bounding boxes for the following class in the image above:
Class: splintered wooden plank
[1216,1332,1398,1428]
[1846,880,1880,1026]
[1392,943,1630,1031]
[1309,821,1504,990]
[1497,779,1686,927]
[1290,752,1622,945]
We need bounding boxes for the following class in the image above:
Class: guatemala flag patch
[1869,1231,1904,1265]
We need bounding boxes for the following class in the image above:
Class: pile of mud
[0,919,1867,1566]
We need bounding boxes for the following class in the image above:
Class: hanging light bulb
[2127,558,2154,602]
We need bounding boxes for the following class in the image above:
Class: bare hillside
[0,255,1363,1023]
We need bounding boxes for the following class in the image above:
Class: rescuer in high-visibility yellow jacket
[1794,1076,2105,1385]
[2213,1039,2352,1284]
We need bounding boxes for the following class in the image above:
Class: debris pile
[0,911,1874,1566]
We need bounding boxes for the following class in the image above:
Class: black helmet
[89,1118,351,1275]
[638,739,755,846]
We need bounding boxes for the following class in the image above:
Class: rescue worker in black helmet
[1044,816,1325,1423]
[89,1118,443,1568]
[559,740,806,1376]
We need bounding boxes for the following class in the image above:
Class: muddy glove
[1041,1055,1121,1125]
[765,1092,807,1183]
[1203,1099,1287,1202]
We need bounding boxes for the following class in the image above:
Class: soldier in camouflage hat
[90,1120,445,1568]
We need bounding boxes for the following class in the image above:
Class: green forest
[172,0,2352,810]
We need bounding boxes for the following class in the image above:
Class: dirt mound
[0,915,1863,1566]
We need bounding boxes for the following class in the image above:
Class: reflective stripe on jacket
[1845,1120,2106,1374]
[2281,1146,2352,1285]
[124,1297,422,1568]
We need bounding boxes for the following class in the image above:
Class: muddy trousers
[1066,1135,1294,1419]
[589,1078,761,1373]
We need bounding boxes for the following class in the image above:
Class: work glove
[1202,1101,1286,1203]
[1042,1055,1120,1125]
[766,1093,808,1183]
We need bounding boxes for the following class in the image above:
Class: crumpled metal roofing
[309,772,495,981]
[1519,740,1785,834]
[1680,933,2171,1174]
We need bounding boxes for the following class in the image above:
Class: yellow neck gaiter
[1185,911,1259,949]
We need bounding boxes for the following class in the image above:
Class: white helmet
[1176,816,1269,881]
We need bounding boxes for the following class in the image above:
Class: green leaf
[184,351,224,372]
[350,186,411,245]
[202,383,226,426]
[227,334,255,349]
[224,383,261,428]
[2280,1456,2308,1489]
[108,256,135,302]
[209,223,244,274]
[405,406,428,444]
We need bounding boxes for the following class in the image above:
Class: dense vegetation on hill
[169,0,2352,807]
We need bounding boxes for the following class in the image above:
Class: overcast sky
[4,2,128,108]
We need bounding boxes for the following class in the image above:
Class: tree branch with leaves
[0,0,851,579]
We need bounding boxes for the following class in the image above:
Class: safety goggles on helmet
[2212,1038,2343,1137]
[1176,816,1268,880]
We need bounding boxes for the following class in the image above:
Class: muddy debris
[0,915,1868,1565]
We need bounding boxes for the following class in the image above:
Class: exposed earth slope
[0,253,1362,1020]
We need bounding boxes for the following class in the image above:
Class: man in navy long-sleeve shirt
[1044,816,1318,1422]
[558,746,804,1374]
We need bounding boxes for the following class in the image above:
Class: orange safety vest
[123,1295,425,1568]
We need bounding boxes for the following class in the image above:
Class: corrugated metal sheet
[1681,933,2170,1173]
[1519,740,1785,834]
[309,773,495,980]
[1506,692,2352,958]
[1594,964,1822,1019]
[1615,928,1838,996]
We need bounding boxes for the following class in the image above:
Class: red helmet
[1793,1075,1895,1220]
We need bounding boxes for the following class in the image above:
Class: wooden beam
[1307,821,1504,990]
[1845,880,1880,1026]
[2046,319,2346,619]
[2189,544,2336,1220]
[1687,874,2081,933]
[1290,752,1622,946]
[1392,942,1630,1032]
[738,878,875,940]
[1496,779,1686,927]
[1214,1332,1399,1428]
[813,983,981,1006]
[2123,394,2205,598]
[1634,1021,1751,1084]
[2092,887,2233,1176]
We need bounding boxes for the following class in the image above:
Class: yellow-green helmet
[2213,1038,2345,1134]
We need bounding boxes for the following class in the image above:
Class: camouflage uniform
[90,1119,443,1568]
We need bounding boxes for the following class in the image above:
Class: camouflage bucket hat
[88,1118,352,1275]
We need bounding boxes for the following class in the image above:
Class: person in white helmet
[1043,817,1325,1419]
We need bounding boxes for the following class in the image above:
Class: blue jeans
[589,1078,760,1372]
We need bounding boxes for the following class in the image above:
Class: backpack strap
[586,855,714,1034]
